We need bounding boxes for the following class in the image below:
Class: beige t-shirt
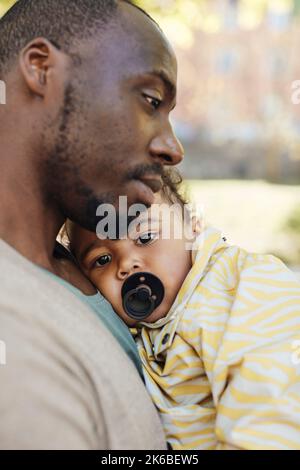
[0,240,166,450]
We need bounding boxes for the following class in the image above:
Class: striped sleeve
[213,253,300,450]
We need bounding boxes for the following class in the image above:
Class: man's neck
[0,152,98,295]
[0,161,64,272]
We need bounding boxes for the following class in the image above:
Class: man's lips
[137,176,163,194]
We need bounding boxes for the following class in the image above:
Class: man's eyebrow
[145,70,177,101]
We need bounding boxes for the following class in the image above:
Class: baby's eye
[136,232,158,246]
[93,254,112,268]
[143,94,162,110]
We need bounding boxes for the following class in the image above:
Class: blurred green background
[1,0,300,272]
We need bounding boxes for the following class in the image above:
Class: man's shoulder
[0,238,133,376]
[0,238,94,322]
[0,239,166,450]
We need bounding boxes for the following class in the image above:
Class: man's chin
[125,179,156,208]
[69,180,155,237]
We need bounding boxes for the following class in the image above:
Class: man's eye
[143,94,162,110]
[136,232,158,246]
[94,254,112,267]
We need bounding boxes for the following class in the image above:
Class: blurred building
[140,0,300,182]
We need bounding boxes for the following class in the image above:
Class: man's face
[43,2,184,231]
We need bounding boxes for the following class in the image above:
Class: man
[0,0,183,449]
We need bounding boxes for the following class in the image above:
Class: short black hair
[0,0,154,75]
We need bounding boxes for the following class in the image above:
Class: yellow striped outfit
[132,227,300,450]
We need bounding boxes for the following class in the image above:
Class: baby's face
[71,194,194,326]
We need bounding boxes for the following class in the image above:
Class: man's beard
[43,82,114,232]
[44,82,164,237]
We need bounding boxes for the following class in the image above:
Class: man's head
[0,0,184,231]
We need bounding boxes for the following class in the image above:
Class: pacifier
[121,272,165,321]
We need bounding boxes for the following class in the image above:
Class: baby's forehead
[73,196,184,250]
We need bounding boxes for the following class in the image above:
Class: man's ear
[19,37,69,98]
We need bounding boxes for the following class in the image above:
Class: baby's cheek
[102,283,118,304]
[163,265,188,303]
[91,274,114,302]
[103,282,125,315]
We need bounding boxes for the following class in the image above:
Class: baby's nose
[117,259,141,280]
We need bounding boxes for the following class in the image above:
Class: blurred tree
[137,0,296,30]
[136,0,295,48]
[294,0,300,14]
[0,0,15,16]
[0,0,297,23]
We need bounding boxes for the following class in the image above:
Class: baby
[65,170,300,450]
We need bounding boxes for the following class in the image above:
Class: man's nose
[117,257,142,281]
[149,124,184,166]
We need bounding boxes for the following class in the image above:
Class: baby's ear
[192,216,203,235]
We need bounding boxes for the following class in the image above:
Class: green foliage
[286,206,300,233]
[294,0,300,14]
[0,0,16,17]
[136,0,205,16]
[282,205,300,266]
[136,0,211,30]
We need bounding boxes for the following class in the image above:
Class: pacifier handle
[121,272,165,321]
